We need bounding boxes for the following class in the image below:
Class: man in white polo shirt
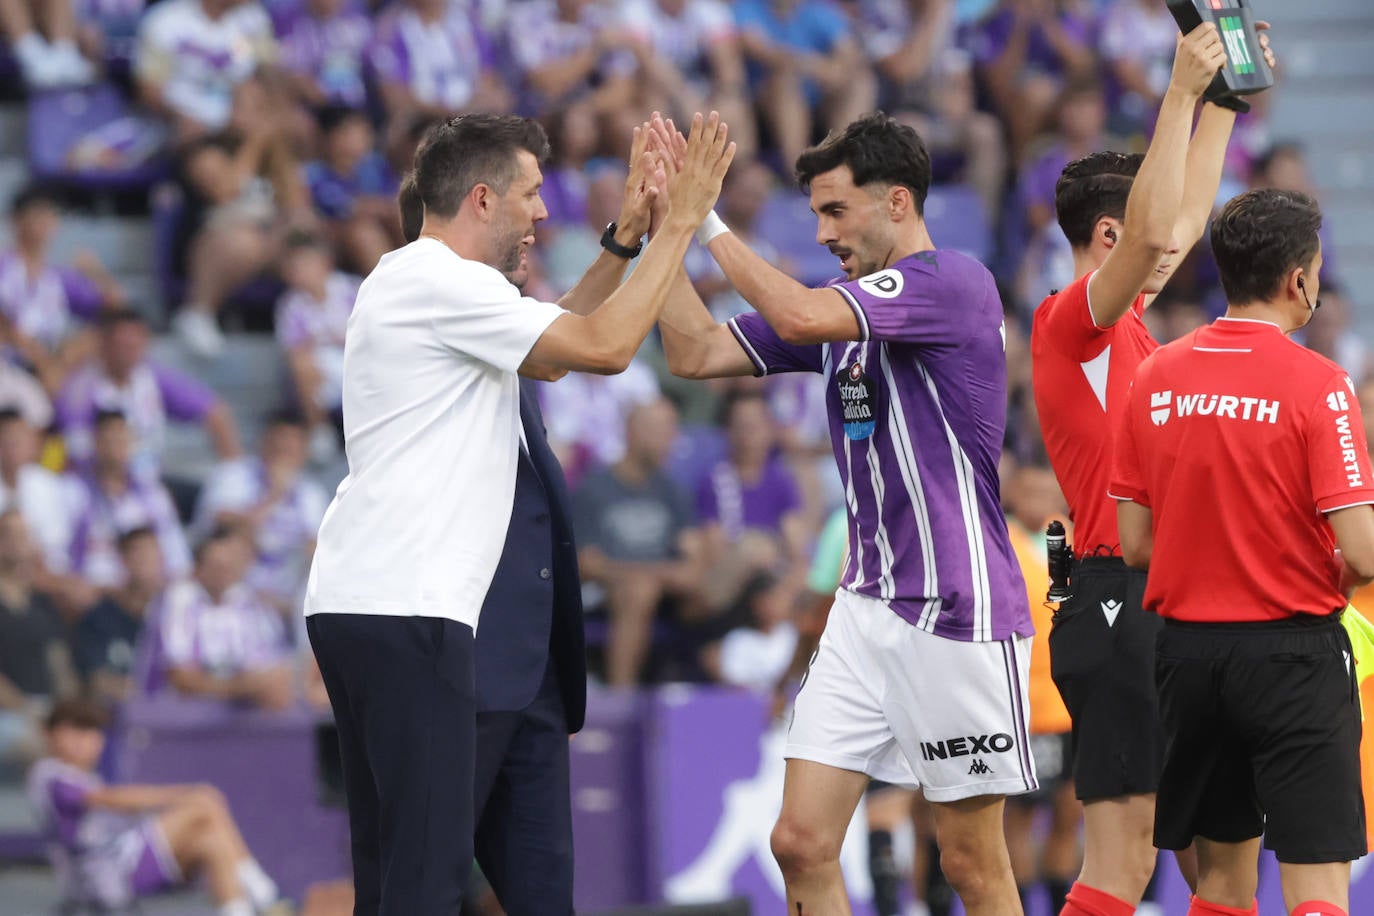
[304,111,734,915]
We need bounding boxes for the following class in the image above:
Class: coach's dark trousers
[308,612,476,916]
[474,660,574,914]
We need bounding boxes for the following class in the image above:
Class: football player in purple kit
[653,112,1033,914]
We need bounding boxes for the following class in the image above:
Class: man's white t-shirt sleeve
[429,263,567,373]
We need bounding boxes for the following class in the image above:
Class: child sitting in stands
[26,697,289,915]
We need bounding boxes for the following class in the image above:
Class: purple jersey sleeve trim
[833,284,871,341]
[727,317,768,377]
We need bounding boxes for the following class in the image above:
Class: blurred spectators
[64,409,192,595]
[274,233,356,460]
[171,122,311,357]
[699,571,798,691]
[541,357,661,484]
[134,0,279,140]
[844,0,957,113]
[968,0,1096,161]
[0,0,96,88]
[696,390,810,610]
[192,409,327,616]
[303,109,401,275]
[734,0,877,171]
[73,526,165,704]
[367,0,512,136]
[278,0,373,111]
[151,524,294,709]
[57,310,242,480]
[1098,0,1177,139]
[573,398,704,686]
[0,409,76,576]
[1,185,122,395]
[621,0,757,162]
[0,510,79,770]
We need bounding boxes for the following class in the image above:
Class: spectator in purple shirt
[967,0,1096,159]
[150,525,294,710]
[279,0,373,111]
[65,410,193,593]
[274,234,356,459]
[28,698,285,915]
[368,0,512,141]
[57,310,242,479]
[696,389,810,608]
[193,410,328,614]
[0,185,123,395]
[302,109,402,274]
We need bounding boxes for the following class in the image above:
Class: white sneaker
[49,41,96,86]
[13,34,67,89]
[174,309,225,358]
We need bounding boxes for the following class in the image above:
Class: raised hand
[660,111,736,228]
[1255,20,1277,75]
[1170,22,1229,99]
[617,123,663,241]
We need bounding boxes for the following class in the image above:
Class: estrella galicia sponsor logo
[835,361,877,440]
[1150,389,1171,426]
[919,733,1015,761]
[967,759,993,776]
[857,268,904,299]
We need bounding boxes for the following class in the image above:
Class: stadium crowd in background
[0,0,1356,912]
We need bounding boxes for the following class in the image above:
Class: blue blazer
[475,379,587,732]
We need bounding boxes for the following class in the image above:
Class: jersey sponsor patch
[857,268,904,299]
[835,361,877,440]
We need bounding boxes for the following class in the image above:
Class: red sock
[1188,895,1258,915]
[1060,882,1134,916]
[1289,902,1348,916]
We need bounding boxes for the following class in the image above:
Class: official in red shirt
[1029,22,1273,916]
[1113,189,1374,916]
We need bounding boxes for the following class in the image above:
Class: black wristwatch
[600,222,644,259]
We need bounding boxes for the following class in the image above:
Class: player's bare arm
[1087,23,1226,328]
[1329,506,1374,593]
[524,112,735,376]
[1117,500,1154,569]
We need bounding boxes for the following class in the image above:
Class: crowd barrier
[105,689,1374,914]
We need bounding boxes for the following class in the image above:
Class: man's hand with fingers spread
[616,124,664,243]
[661,111,737,230]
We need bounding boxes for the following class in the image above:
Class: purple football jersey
[729,250,1031,641]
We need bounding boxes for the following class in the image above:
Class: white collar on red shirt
[1214,317,1282,331]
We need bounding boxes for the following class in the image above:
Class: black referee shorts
[1048,557,1161,801]
[1154,611,1365,864]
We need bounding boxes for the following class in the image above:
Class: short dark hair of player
[1054,152,1145,249]
[1210,188,1322,305]
[398,171,423,244]
[794,112,932,217]
[46,697,110,733]
[414,114,551,221]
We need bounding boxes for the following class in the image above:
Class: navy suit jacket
[475,379,587,732]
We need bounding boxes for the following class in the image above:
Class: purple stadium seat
[924,183,993,263]
[667,423,728,496]
[27,82,169,191]
[754,191,834,287]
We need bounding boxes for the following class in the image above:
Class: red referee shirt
[1110,317,1374,623]
[1032,271,1157,556]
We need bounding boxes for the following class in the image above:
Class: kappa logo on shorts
[1101,599,1122,627]
[919,733,1015,761]
[967,759,993,776]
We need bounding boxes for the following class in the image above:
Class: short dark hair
[10,183,61,217]
[263,406,308,429]
[794,113,931,216]
[1250,141,1305,185]
[1054,152,1145,249]
[317,105,369,136]
[0,406,24,426]
[46,697,109,732]
[398,171,423,243]
[414,114,550,220]
[96,308,147,333]
[117,525,157,552]
[94,408,128,429]
[718,388,770,427]
[1210,189,1322,305]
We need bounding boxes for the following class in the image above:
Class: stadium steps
[1265,2,1374,334]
